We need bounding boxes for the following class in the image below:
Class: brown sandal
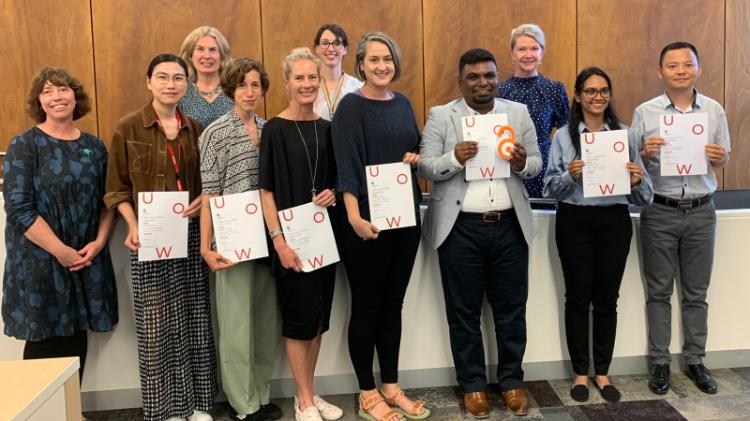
[359,391,402,421]
[381,388,431,419]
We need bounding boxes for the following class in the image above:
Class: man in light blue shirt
[631,41,730,396]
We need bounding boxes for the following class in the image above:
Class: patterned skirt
[130,221,217,421]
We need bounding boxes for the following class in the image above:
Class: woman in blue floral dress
[2,67,117,379]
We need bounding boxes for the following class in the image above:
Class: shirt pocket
[126,141,152,174]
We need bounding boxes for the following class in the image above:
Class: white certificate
[210,190,268,263]
[580,129,630,198]
[659,113,708,176]
[138,191,189,261]
[366,162,416,231]
[461,113,511,180]
[278,202,339,272]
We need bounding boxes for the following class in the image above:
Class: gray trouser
[639,201,716,365]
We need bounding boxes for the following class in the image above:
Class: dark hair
[458,48,497,77]
[314,23,350,48]
[659,41,700,66]
[221,58,270,99]
[568,67,620,157]
[147,53,189,78]
[26,67,91,123]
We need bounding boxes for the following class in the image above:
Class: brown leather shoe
[501,388,528,416]
[463,391,490,419]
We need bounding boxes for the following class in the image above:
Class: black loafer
[686,364,718,394]
[594,383,621,403]
[570,384,589,402]
[229,407,272,421]
[648,364,670,395]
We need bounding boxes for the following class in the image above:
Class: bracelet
[269,228,283,239]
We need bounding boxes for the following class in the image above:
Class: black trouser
[555,202,632,375]
[337,219,421,390]
[23,329,88,382]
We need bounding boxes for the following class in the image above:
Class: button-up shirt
[631,90,730,199]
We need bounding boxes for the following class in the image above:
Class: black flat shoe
[570,384,589,402]
[594,382,621,403]
[686,364,718,394]
[648,364,670,395]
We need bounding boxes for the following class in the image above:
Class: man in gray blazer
[419,48,540,418]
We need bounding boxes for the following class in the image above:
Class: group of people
[2,20,729,421]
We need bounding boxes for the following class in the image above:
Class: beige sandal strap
[360,392,385,411]
[383,388,425,416]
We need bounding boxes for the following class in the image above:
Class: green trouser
[216,260,278,416]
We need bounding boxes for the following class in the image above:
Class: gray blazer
[419,98,541,249]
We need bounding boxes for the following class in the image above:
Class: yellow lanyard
[321,73,345,118]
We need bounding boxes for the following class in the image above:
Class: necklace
[197,84,221,97]
[321,73,345,118]
[294,119,319,199]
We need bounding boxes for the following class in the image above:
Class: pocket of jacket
[126,141,152,174]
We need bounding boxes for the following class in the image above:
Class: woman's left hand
[403,152,421,167]
[313,189,336,207]
[69,240,105,272]
[183,195,203,218]
[627,162,644,188]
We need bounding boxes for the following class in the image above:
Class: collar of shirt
[140,103,193,135]
[657,88,703,113]
[465,100,499,115]
[578,122,612,133]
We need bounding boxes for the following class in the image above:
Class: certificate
[278,202,339,272]
[366,162,416,231]
[138,191,188,261]
[461,113,511,180]
[659,113,708,176]
[210,190,268,263]
[580,129,630,198]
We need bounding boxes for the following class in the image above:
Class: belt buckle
[482,211,499,222]
[677,199,694,209]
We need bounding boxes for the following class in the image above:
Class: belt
[653,193,712,209]
[458,209,515,222]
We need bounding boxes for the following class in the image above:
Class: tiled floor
[84,367,750,420]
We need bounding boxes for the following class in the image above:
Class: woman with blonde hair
[179,25,234,127]
[259,47,342,421]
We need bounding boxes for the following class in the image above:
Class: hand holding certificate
[580,129,630,198]
[461,113,511,180]
[210,190,268,263]
[659,113,708,176]
[366,162,416,231]
[138,191,189,261]
[278,202,339,272]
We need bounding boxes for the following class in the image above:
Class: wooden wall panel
[260,0,425,124]
[91,0,263,145]
[0,0,97,151]
[724,0,750,190]
[423,0,577,113]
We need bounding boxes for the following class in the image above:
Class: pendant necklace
[294,119,319,199]
[321,73,345,119]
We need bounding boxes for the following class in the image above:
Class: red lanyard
[154,108,185,191]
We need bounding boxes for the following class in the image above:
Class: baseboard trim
[81,348,750,411]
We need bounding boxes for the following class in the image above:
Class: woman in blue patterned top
[498,23,569,200]
[2,67,117,380]
[178,26,234,128]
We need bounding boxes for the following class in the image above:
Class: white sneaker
[295,400,323,421]
[187,410,213,421]
[313,395,343,420]
[165,417,187,421]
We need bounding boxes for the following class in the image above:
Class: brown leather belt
[458,209,516,222]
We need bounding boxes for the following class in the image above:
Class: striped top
[199,109,266,195]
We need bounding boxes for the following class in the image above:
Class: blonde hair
[354,32,402,82]
[510,23,546,50]
[281,47,321,80]
[179,26,231,82]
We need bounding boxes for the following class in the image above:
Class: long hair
[569,66,620,157]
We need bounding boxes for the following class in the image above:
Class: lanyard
[321,73,345,118]
[154,108,185,191]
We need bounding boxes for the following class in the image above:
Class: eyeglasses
[582,87,611,99]
[152,73,188,85]
[318,40,343,49]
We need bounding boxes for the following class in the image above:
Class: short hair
[221,58,270,98]
[659,41,700,66]
[510,23,546,50]
[354,31,402,82]
[282,47,321,80]
[179,26,232,82]
[314,23,350,48]
[26,67,91,123]
[458,48,497,77]
[146,53,189,78]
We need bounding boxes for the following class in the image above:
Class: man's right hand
[454,141,479,165]
[641,136,666,161]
